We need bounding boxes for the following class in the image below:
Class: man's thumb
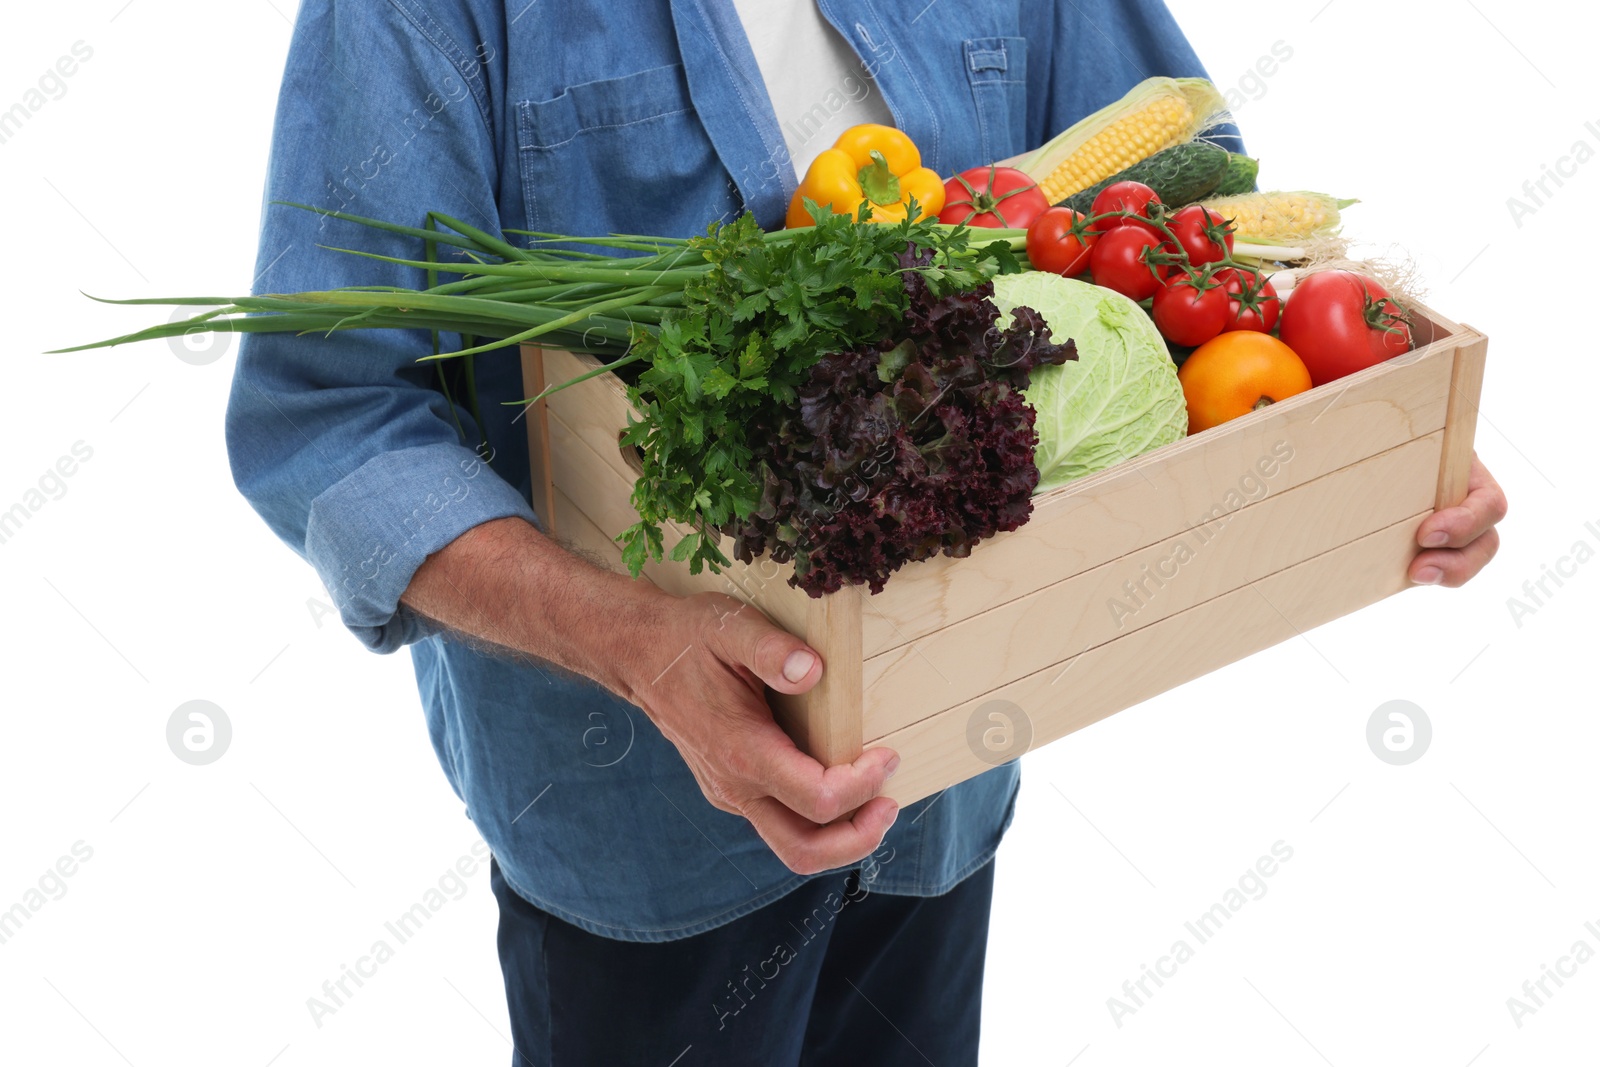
[714,601,822,695]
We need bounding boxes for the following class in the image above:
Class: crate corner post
[1434,326,1489,511]
[519,343,558,536]
[770,585,865,769]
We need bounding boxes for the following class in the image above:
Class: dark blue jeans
[490,857,995,1066]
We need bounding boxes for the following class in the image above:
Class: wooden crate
[519,303,1486,805]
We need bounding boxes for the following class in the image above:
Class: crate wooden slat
[855,344,1453,656]
[543,406,816,641]
[858,430,1444,739]
[534,341,1456,658]
[519,303,1486,802]
[868,511,1428,804]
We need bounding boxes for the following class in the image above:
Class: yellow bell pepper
[785,124,946,228]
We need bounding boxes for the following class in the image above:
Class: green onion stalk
[55,202,1029,408]
[56,201,1038,580]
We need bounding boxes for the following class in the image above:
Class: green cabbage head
[992,272,1187,494]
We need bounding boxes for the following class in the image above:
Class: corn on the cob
[1200,191,1358,245]
[1022,77,1225,203]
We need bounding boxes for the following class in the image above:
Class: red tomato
[1026,207,1098,277]
[1089,226,1164,301]
[1161,205,1234,271]
[1278,270,1413,386]
[1089,180,1163,235]
[1152,273,1229,347]
[1214,267,1282,334]
[939,165,1050,229]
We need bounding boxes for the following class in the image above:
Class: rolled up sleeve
[303,443,534,652]
[226,0,527,653]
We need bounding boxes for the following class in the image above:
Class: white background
[1,1,1594,1064]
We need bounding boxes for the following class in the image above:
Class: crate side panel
[547,409,814,638]
[548,411,652,551]
[861,430,1444,738]
[518,346,558,535]
[1435,328,1489,510]
[544,348,633,412]
[552,485,730,603]
[877,512,1430,806]
[862,337,1458,657]
[542,349,643,489]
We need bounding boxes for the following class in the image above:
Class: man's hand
[621,592,900,876]
[402,517,898,876]
[1410,452,1507,587]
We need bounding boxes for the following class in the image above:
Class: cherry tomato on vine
[1178,332,1313,435]
[1089,180,1163,236]
[1277,270,1413,386]
[939,165,1050,229]
[1026,207,1098,277]
[1089,226,1163,301]
[1153,273,1229,347]
[1213,267,1282,334]
[1161,205,1234,272]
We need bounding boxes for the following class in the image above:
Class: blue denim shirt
[227,0,1224,942]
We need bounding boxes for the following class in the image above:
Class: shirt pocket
[515,64,740,239]
[962,37,1028,164]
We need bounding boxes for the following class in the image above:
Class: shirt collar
[669,0,796,227]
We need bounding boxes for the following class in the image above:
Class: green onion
[53,204,1029,386]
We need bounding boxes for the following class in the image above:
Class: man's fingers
[1416,454,1508,550]
[703,596,822,696]
[745,727,900,825]
[1411,526,1500,588]
[1410,455,1506,586]
[685,591,901,860]
[741,794,900,876]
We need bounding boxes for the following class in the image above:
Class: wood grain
[546,405,815,640]
[541,348,642,488]
[861,430,1445,738]
[518,345,557,536]
[877,511,1431,805]
[859,328,1460,656]
[520,304,1479,788]
[1434,327,1489,510]
[772,586,864,769]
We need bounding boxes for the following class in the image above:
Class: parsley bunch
[618,204,1022,577]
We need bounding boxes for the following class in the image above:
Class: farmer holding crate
[226,0,1507,1061]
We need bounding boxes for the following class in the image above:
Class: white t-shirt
[728,0,896,180]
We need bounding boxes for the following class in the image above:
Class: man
[227,1,1506,1061]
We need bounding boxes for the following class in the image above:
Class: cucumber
[1059,142,1229,213]
[1214,154,1259,197]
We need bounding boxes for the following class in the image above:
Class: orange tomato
[1177,332,1313,435]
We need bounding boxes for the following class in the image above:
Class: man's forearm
[400,516,670,700]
